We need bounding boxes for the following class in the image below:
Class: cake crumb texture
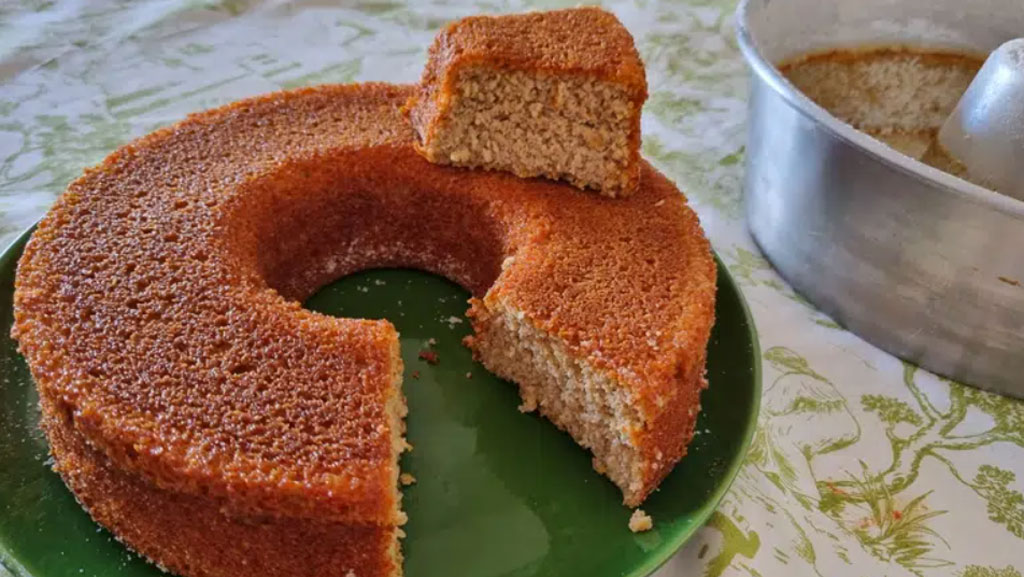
[405,7,647,196]
[629,509,653,533]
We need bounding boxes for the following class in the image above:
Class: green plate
[0,226,760,577]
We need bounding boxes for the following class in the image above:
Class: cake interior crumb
[629,508,653,533]
[421,66,636,195]
[469,298,650,506]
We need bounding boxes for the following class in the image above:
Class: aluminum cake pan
[736,0,1024,397]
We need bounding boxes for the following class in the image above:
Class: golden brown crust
[15,84,412,525]
[404,7,647,195]
[416,7,646,93]
[13,82,713,572]
[38,387,399,577]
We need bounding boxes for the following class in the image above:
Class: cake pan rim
[734,0,1024,221]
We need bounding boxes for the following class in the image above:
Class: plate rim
[1,227,33,577]
[627,251,762,577]
[0,225,762,577]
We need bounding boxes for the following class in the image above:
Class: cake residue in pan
[779,47,985,182]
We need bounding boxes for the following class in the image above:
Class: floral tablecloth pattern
[1,1,1022,576]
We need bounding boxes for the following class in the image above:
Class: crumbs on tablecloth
[418,350,439,365]
[399,473,417,486]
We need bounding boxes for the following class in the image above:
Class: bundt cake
[404,7,648,197]
[13,83,715,576]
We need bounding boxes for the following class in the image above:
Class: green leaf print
[789,396,845,414]
[961,566,1023,577]
[182,0,250,16]
[826,365,1024,502]
[718,147,744,166]
[755,347,1023,573]
[280,58,363,89]
[862,395,924,427]
[817,489,845,517]
[645,90,702,126]
[704,511,761,577]
[0,113,136,199]
[846,471,950,572]
[947,385,1024,444]
[973,466,1024,540]
[642,134,743,217]
[764,347,820,380]
[351,1,407,15]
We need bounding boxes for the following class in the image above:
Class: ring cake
[13,56,713,577]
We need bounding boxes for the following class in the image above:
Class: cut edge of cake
[467,295,666,508]
[410,66,644,196]
[385,332,409,577]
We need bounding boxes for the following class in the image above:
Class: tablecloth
[1,1,1022,576]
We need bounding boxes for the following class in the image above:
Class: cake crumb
[400,473,417,486]
[629,509,653,533]
[402,440,414,452]
[427,337,437,346]
[518,396,538,413]
[418,350,439,365]
[411,371,420,379]
[465,372,472,379]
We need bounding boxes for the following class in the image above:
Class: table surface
[1,1,1022,576]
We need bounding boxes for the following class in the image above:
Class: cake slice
[404,7,648,197]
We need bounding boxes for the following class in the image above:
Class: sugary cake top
[427,7,647,97]
[13,83,712,524]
